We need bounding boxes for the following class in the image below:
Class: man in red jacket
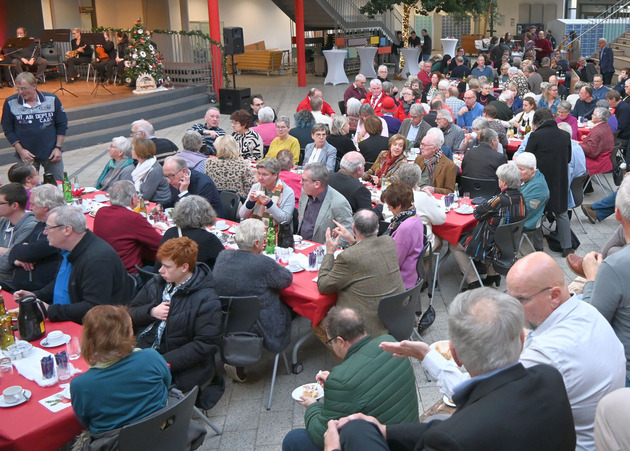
[296,88,336,116]
[93,180,162,274]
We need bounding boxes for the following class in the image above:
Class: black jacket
[156,227,224,271]
[129,263,222,392]
[36,231,134,324]
[328,170,373,213]
[327,134,356,162]
[461,143,508,180]
[165,170,226,218]
[151,137,178,164]
[358,135,390,168]
[8,221,61,291]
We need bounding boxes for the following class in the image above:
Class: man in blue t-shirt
[471,55,493,80]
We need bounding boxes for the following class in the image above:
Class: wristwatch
[54,146,62,151]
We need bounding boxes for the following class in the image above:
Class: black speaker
[223,27,244,56]
[219,87,251,115]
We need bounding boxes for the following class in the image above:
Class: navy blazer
[600,46,615,74]
[167,170,226,218]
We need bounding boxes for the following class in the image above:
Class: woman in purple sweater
[381,182,425,289]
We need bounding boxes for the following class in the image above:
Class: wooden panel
[519,4,531,24]
[377,46,391,54]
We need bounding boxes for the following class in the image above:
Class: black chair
[570,173,589,233]
[338,100,346,115]
[219,190,240,222]
[378,281,423,342]
[220,296,290,410]
[299,148,306,166]
[118,386,199,451]
[134,264,159,286]
[459,176,499,201]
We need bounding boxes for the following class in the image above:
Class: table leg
[291,329,314,374]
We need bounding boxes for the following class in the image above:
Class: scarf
[387,208,417,235]
[424,149,443,183]
[131,156,157,192]
[97,158,134,190]
[251,180,284,227]
[376,151,402,179]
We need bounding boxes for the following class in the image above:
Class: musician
[2,27,47,85]
[112,32,129,85]
[65,28,92,82]
[93,32,116,84]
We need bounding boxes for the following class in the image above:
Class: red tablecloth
[0,292,88,451]
[506,139,522,155]
[577,127,591,141]
[432,194,478,245]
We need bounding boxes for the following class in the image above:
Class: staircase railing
[568,0,630,51]
[314,0,402,41]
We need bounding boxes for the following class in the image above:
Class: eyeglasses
[0,202,10,206]
[15,86,34,92]
[420,143,436,148]
[164,168,184,180]
[44,224,64,232]
[130,130,143,136]
[325,336,344,348]
[513,287,552,304]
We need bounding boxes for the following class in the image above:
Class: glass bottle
[0,294,15,349]
[137,195,147,217]
[265,224,276,255]
[62,172,72,204]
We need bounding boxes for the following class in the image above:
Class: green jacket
[304,335,419,447]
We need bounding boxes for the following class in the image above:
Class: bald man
[401,252,625,451]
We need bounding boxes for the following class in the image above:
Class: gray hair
[616,176,630,220]
[523,65,535,74]
[359,103,376,116]
[164,156,188,171]
[599,38,608,45]
[323,306,366,343]
[181,130,204,152]
[499,90,514,102]
[171,195,217,229]
[436,109,453,124]
[346,98,362,116]
[479,128,498,144]
[513,152,537,170]
[369,79,382,88]
[304,162,329,187]
[437,79,450,90]
[448,288,524,375]
[276,115,291,128]
[131,119,154,136]
[108,180,137,206]
[496,163,522,189]
[257,106,275,123]
[593,106,610,121]
[49,206,87,233]
[396,164,422,188]
[331,116,349,135]
[205,106,220,115]
[382,81,394,94]
[541,57,550,66]
[557,101,572,113]
[310,96,323,112]
[557,121,573,137]
[30,184,66,210]
[355,74,366,82]
[426,127,445,146]
[409,103,424,116]
[378,64,387,73]
[472,116,489,130]
[353,209,379,237]
[256,158,281,175]
[339,151,365,173]
[507,66,519,75]
[235,218,266,251]
[112,136,132,158]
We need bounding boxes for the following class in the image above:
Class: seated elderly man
[130,119,178,164]
[436,109,464,151]
[328,152,373,214]
[297,88,335,116]
[9,185,65,291]
[489,89,515,122]
[15,206,135,323]
[282,307,418,451]
[162,156,225,218]
[457,90,484,130]
[93,180,162,275]
[580,106,615,175]
[362,79,385,115]
[514,152,550,252]
[189,107,225,155]
[415,133,457,194]
[318,210,405,340]
[461,128,507,181]
[297,163,353,245]
[571,85,598,120]
[95,136,134,191]
[310,97,333,129]
[398,104,431,147]
[325,287,577,451]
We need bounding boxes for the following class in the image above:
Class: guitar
[96,46,109,62]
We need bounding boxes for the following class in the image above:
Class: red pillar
[207,0,224,93]
[295,0,306,87]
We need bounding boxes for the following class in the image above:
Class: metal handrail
[316,0,402,40]
[567,0,630,49]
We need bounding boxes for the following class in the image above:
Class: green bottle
[265,224,276,255]
[62,172,72,203]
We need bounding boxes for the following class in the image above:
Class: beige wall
[94,0,143,29]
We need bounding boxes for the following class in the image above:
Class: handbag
[220,298,263,367]
[417,304,435,334]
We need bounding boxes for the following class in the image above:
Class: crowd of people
[4,23,630,451]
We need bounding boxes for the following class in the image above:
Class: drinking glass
[462,192,471,206]
[0,357,12,377]
[66,337,81,360]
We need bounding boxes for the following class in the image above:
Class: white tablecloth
[323,50,349,85]
[357,47,377,79]
[440,38,458,58]
[400,48,421,77]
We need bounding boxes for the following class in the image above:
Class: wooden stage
[0,77,137,109]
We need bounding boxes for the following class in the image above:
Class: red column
[295,0,306,87]
[207,0,224,94]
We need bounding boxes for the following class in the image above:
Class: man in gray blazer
[298,163,352,245]
[303,124,337,172]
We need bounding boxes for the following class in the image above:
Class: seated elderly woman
[345,98,362,134]
[205,135,254,199]
[131,138,171,204]
[514,152,550,252]
[130,237,222,396]
[450,163,526,290]
[358,116,390,167]
[538,82,561,114]
[289,110,316,149]
[580,106,615,175]
[362,134,408,186]
[555,100,579,140]
[354,103,389,146]
[238,158,295,226]
[230,109,264,161]
[251,106,279,146]
[71,305,170,434]
[395,87,422,122]
[177,130,207,173]
[265,115,300,163]
[95,136,134,190]
[213,218,293,382]
[158,195,224,270]
[380,181,425,289]
[304,124,337,172]
[327,116,356,163]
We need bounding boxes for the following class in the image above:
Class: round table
[400,47,421,77]
[357,47,377,79]
[440,38,458,58]
[323,49,349,85]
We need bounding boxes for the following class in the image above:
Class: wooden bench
[230,41,286,76]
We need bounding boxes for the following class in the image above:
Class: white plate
[443,395,456,407]
[291,383,324,401]
[0,390,31,408]
[82,187,97,193]
[214,223,229,231]
[93,194,108,203]
[454,206,474,215]
[40,333,70,348]
[288,264,304,273]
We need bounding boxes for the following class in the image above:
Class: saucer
[93,194,108,203]
[40,333,70,348]
[214,222,229,231]
[83,187,97,193]
[0,390,31,408]
[288,264,304,273]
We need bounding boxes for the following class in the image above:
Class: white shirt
[423,296,625,451]
[308,147,323,164]
[312,111,333,128]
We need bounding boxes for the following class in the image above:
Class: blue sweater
[1,91,68,160]
[70,349,171,433]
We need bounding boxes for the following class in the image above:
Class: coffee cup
[216,220,227,229]
[293,235,302,245]
[47,330,63,345]
[3,386,23,404]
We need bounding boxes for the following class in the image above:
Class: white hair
[369,79,382,88]
[513,152,537,169]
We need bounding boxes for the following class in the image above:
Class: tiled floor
[2,74,621,450]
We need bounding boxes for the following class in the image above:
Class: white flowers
[140,51,147,57]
